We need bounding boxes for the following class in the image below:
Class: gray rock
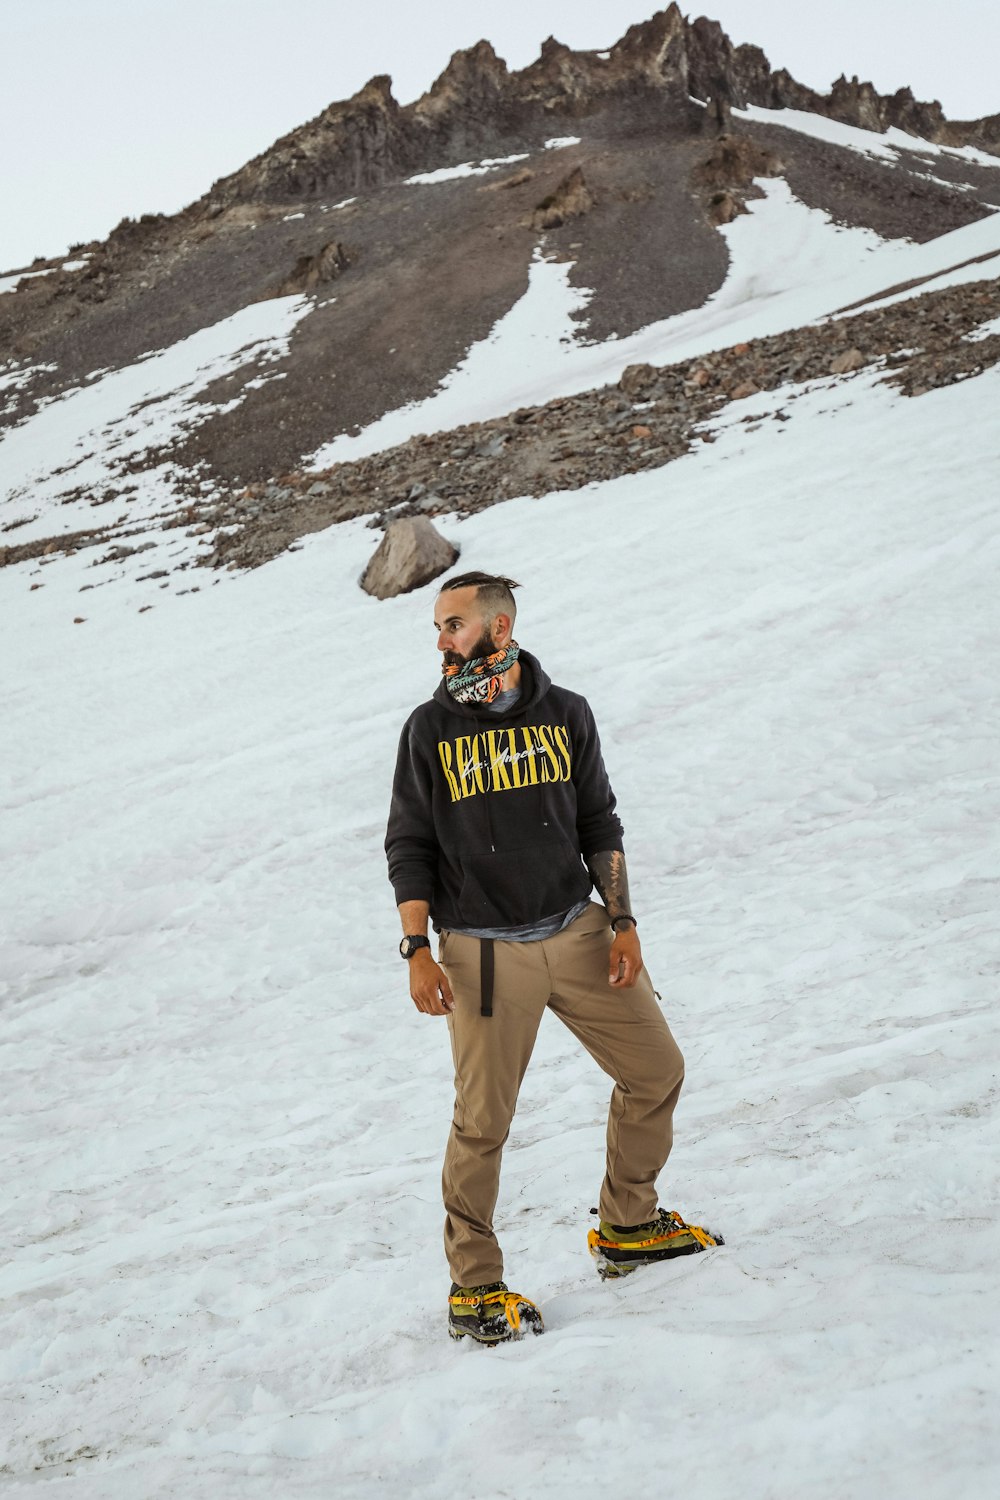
[830,347,866,374]
[528,167,594,231]
[619,363,657,397]
[361,516,459,600]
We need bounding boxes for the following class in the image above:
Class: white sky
[1,0,999,272]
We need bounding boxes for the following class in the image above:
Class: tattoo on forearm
[586,850,632,923]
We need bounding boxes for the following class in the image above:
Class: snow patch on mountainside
[0,296,311,547]
[735,103,1000,171]
[967,312,1000,339]
[405,153,530,186]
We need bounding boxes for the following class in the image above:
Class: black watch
[399,934,431,960]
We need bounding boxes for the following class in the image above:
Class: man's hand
[609,926,643,988]
[409,948,455,1016]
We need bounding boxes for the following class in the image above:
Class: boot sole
[448,1316,544,1344]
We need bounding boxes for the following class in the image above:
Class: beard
[441,626,497,671]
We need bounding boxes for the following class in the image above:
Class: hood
[430,648,552,721]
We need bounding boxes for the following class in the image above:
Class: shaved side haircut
[440,571,521,627]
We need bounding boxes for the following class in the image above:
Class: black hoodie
[385,650,624,930]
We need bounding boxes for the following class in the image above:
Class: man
[385,571,720,1345]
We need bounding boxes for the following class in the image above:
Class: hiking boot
[587,1207,724,1280]
[447,1281,545,1344]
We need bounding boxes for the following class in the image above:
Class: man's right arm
[397,899,454,1016]
[385,721,439,905]
[386,724,454,1017]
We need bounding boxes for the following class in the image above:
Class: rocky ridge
[4,4,998,300]
[197,6,1000,217]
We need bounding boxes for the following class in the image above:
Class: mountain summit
[195,4,1000,213]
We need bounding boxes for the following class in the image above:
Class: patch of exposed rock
[527,167,594,230]
[690,132,784,223]
[273,240,352,296]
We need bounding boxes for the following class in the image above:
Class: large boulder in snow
[361,517,459,600]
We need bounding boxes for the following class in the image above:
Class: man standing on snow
[385,571,720,1344]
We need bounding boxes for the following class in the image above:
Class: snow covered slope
[3,295,1000,1499]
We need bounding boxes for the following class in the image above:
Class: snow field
[3,351,1000,1495]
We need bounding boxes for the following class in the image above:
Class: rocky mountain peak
[610,3,687,68]
[513,37,608,108]
[346,74,399,111]
[413,39,510,123]
[606,4,698,96]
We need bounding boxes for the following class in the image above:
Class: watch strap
[400,934,431,959]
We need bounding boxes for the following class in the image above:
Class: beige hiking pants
[438,901,685,1287]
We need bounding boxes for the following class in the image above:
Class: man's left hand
[609,926,643,988]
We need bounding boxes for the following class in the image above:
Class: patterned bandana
[442,640,521,705]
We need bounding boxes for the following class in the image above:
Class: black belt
[480,938,494,1018]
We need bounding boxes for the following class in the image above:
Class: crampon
[447,1281,545,1344]
[587,1208,724,1280]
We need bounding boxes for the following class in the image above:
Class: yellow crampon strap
[448,1289,541,1331]
[589,1213,718,1253]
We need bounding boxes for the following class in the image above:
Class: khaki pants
[438,901,685,1287]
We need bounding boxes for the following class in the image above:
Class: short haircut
[439,571,520,625]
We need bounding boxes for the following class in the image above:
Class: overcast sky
[2,0,999,272]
